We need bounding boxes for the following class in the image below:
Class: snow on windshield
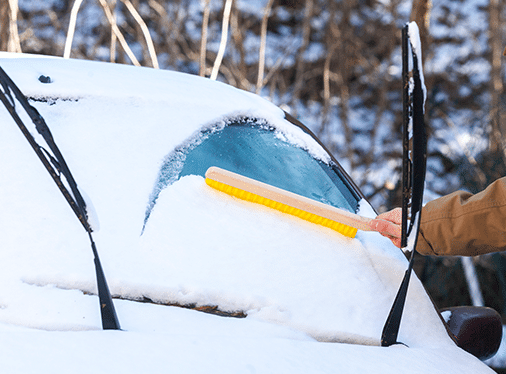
[139,174,449,346]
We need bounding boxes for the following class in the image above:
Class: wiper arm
[0,66,120,330]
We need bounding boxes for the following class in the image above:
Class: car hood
[0,54,494,373]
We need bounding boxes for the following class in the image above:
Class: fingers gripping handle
[369,218,402,239]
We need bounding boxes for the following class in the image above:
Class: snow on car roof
[0,52,329,162]
[0,53,494,373]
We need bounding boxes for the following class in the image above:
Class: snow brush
[205,166,401,239]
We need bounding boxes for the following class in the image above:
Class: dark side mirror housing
[441,306,502,361]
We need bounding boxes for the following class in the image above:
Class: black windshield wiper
[381,22,428,347]
[0,66,120,330]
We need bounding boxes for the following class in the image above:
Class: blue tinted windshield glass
[146,119,358,223]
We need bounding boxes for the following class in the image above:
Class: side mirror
[441,306,502,361]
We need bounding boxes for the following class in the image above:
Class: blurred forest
[1,0,506,356]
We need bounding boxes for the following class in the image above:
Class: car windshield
[145,118,359,225]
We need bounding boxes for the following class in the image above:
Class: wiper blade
[0,66,120,330]
[381,22,428,347]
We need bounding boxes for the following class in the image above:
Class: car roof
[0,53,494,373]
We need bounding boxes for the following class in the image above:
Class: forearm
[417,177,506,256]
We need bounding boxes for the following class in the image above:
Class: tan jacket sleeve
[416,177,506,256]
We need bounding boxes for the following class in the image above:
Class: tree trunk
[488,0,504,154]
[410,0,431,62]
[0,1,9,51]
[0,0,22,53]
[199,0,211,76]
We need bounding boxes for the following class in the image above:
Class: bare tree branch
[109,0,117,62]
[2,0,22,53]
[488,0,505,156]
[436,108,488,188]
[320,41,338,137]
[229,6,248,87]
[148,0,179,67]
[261,37,299,93]
[64,0,85,58]
[199,0,211,77]
[410,0,432,60]
[97,0,141,66]
[9,0,21,52]
[290,0,313,112]
[256,0,274,94]
[210,0,233,80]
[120,0,159,68]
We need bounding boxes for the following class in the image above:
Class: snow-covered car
[0,53,499,373]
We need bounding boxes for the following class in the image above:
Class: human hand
[369,208,403,248]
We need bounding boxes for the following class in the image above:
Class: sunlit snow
[0,53,494,373]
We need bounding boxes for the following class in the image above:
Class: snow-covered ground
[0,54,495,373]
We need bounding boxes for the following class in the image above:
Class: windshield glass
[145,118,358,225]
